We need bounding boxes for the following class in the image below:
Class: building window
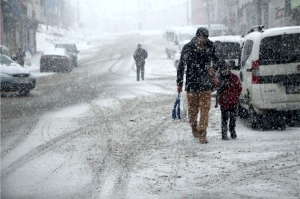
[276,8,285,18]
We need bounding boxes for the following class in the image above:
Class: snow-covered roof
[209,35,243,43]
[43,48,67,56]
[0,55,30,75]
[246,26,300,38]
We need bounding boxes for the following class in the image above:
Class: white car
[239,25,300,129]
[0,54,36,95]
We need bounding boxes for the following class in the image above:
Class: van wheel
[260,114,272,130]
[167,53,171,59]
[248,105,259,129]
[238,103,248,119]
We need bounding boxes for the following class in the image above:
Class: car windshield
[0,55,14,65]
[178,33,194,41]
[214,42,241,59]
[56,44,76,52]
[259,33,300,65]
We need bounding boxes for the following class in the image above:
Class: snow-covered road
[1,26,300,199]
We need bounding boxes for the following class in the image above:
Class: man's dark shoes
[222,134,229,140]
[230,130,237,139]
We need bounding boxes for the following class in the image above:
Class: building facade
[189,0,300,35]
[0,0,64,55]
[1,0,39,55]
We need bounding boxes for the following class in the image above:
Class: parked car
[0,45,11,58]
[238,25,300,129]
[40,48,73,72]
[0,54,36,94]
[209,35,244,78]
[210,35,243,69]
[55,43,79,67]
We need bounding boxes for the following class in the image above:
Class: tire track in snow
[1,126,86,181]
[109,119,172,199]
[1,118,39,158]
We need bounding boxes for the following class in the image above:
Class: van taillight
[252,60,260,84]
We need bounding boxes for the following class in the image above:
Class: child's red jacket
[218,73,242,109]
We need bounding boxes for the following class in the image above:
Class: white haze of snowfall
[2,24,300,199]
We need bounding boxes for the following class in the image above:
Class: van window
[55,44,77,52]
[241,40,253,68]
[211,30,223,36]
[259,33,300,65]
[166,32,175,42]
[214,42,240,60]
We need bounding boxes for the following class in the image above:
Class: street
[1,33,300,199]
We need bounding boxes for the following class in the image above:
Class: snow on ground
[2,25,300,198]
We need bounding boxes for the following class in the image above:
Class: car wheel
[238,103,248,119]
[260,114,272,130]
[40,67,44,73]
[19,88,30,96]
[248,105,259,129]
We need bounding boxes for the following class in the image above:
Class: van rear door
[259,33,300,104]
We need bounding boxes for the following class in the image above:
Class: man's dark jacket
[177,37,219,92]
[133,48,148,65]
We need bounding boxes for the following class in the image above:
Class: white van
[239,25,300,129]
[165,26,197,59]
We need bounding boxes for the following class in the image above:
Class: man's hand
[208,67,215,75]
[177,86,182,93]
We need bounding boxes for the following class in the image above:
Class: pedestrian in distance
[16,47,25,67]
[215,61,242,140]
[177,27,221,144]
[133,43,148,81]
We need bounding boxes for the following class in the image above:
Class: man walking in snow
[133,43,148,81]
[177,27,220,144]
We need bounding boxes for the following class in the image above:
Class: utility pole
[77,0,80,28]
[138,0,141,30]
[207,0,211,31]
[187,0,189,25]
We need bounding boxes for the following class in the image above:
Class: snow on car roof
[43,48,67,56]
[246,26,300,38]
[263,26,300,33]
[0,55,30,74]
[209,35,243,43]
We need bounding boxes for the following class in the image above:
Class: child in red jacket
[217,62,242,140]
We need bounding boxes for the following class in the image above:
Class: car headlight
[0,73,11,78]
